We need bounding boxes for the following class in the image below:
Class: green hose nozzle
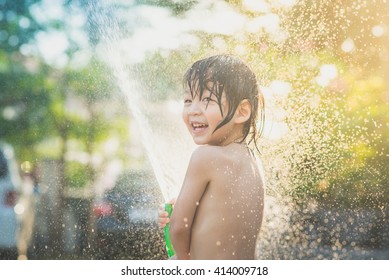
[164,203,175,258]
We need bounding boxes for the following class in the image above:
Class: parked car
[92,169,166,259]
[0,143,21,259]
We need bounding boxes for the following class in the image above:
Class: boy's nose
[188,102,201,115]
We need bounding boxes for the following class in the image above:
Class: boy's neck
[219,135,246,147]
[219,127,245,147]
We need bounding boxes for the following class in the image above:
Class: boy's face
[182,84,235,146]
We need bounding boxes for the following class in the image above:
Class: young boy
[160,54,265,260]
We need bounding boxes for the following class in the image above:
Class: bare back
[190,144,265,259]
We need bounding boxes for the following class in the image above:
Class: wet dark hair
[183,54,265,151]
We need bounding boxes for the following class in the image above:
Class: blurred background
[0,0,388,260]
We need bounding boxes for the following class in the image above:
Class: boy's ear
[234,99,252,124]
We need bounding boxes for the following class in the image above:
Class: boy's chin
[191,137,208,146]
[192,139,205,145]
[192,138,220,146]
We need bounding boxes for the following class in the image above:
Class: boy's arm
[169,147,211,260]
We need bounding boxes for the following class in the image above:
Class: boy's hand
[158,198,176,228]
[158,205,170,228]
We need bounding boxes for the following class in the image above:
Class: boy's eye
[184,99,192,104]
[202,97,214,103]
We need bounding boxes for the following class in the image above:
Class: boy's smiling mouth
[191,122,208,132]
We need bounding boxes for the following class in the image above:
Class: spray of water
[82,1,196,202]
[111,64,194,202]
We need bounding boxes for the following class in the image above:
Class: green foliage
[65,161,93,189]
[276,49,388,208]
[0,71,51,160]
[0,0,132,192]
[0,0,42,53]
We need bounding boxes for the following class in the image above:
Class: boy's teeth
[193,123,207,128]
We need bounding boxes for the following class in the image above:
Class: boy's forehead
[184,81,218,93]
[185,78,219,89]
[183,88,191,95]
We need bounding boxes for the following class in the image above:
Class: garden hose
[164,203,175,258]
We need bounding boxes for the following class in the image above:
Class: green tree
[1,0,133,257]
[0,0,46,158]
[0,0,42,55]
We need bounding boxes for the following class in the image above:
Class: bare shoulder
[182,146,224,185]
[190,145,227,164]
